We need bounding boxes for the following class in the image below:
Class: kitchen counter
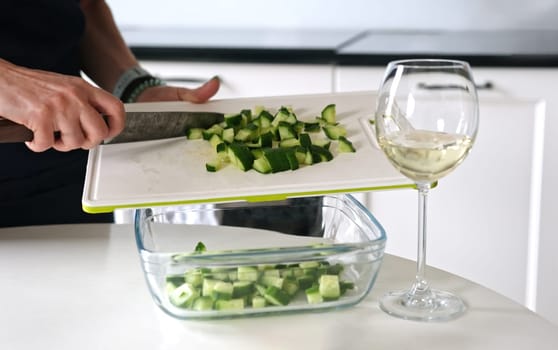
[336,30,558,67]
[1,223,557,350]
[121,27,558,67]
[121,27,363,64]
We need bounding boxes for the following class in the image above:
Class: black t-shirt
[0,0,113,226]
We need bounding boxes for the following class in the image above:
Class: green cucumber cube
[202,278,220,297]
[237,266,259,282]
[186,128,204,139]
[215,298,245,311]
[263,286,291,306]
[259,275,284,289]
[192,296,214,311]
[184,270,203,287]
[212,281,234,300]
[318,275,341,301]
[282,277,299,296]
[340,281,355,295]
[251,296,267,308]
[297,275,315,290]
[322,124,347,140]
[169,283,200,308]
[232,281,254,298]
[305,285,324,304]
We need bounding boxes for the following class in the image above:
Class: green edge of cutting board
[82,182,431,214]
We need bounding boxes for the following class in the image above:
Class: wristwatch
[112,65,165,103]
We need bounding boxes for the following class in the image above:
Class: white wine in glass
[375,59,479,321]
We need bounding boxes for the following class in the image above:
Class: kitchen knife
[0,111,224,144]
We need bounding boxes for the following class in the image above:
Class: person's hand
[0,59,125,152]
[134,76,221,103]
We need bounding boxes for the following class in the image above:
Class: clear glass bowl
[134,194,386,319]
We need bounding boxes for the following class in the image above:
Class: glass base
[380,288,466,322]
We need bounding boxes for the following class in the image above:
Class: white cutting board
[82,91,413,213]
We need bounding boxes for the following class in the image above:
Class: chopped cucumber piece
[222,128,235,144]
[259,131,273,148]
[212,281,234,300]
[279,138,300,148]
[340,281,355,295]
[338,136,356,153]
[304,122,321,132]
[323,124,347,140]
[224,113,242,127]
[232,281,254,298]
[297,275,315,290]
[299,261,320,269]
[313,138,331,150]
[202,124,223,140]
[260,276,284,289]
[215,298,245,311]
[209,133,222,148]
[298,133,312,148]
[170,283,200,308]
[166,276,186,288]
[277,121,297,140]
[285,150,299,170]
[310,145,333,162]
[321,104,336,124]
[202,278,220,297]
[263,286,291,306]
[251,296,267,308]
[192,296,214,311]
[261,269,280,278]
[237,266,259,282]
[185,270,204,287]
[186,128,204,139]
[227,143,254,171]
[253,157,272,174]
[318,275,341,301]
[282,277,300,296]
[305,285,323,304]
[263,148,293,173]
[194,241,207,253]
[205,158,223,172]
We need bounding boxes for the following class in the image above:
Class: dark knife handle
[0,117,33,143]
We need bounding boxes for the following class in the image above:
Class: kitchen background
[105,0,558,326]
[107,0,558,31]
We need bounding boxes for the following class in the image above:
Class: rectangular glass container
[134,194,386,319]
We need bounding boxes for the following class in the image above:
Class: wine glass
[374,59,479,321]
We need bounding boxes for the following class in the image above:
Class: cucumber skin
[338,136,356,153]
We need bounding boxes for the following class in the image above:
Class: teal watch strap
[112,66,165,102]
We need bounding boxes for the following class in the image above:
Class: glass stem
[412,182,431,295]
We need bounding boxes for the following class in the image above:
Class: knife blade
[0,111,224,144]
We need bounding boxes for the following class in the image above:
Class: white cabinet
[469,68,558,327]
[334,66,549,317]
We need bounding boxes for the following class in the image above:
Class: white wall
[107,0,558,31]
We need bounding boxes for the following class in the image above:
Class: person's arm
[0,58,125,152]
[79,0,220,103]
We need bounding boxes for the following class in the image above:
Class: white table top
[1,223,557,350]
